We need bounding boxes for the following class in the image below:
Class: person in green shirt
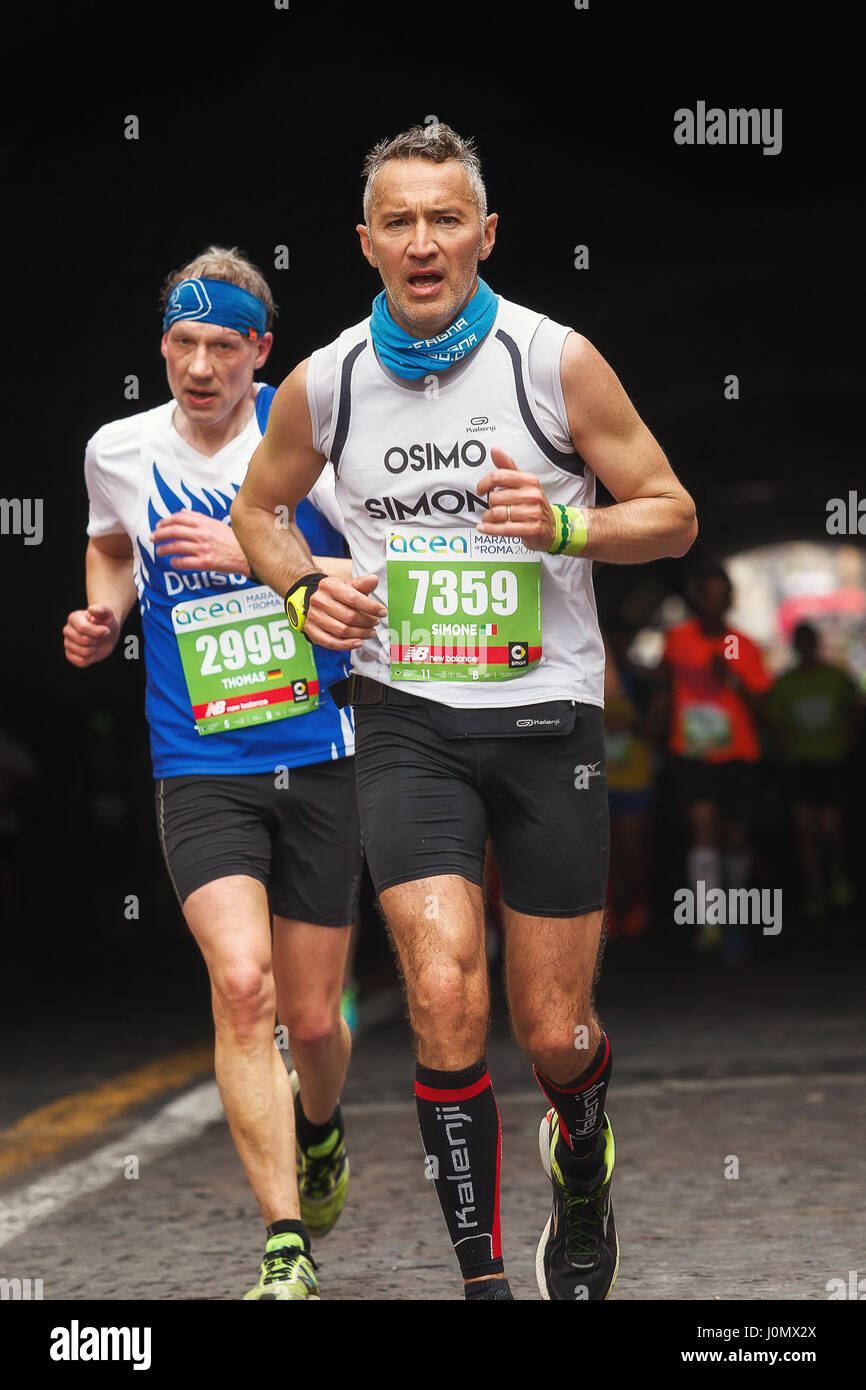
[767,623,860,915]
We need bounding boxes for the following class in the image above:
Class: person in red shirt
[656,566,772,959]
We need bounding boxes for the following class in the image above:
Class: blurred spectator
[651,566,772,962]
[603,627,654,938]
[766,622,859,916]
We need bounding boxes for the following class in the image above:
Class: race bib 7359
[386,527,542,682]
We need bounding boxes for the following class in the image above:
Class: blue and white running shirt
[84,384,355,777]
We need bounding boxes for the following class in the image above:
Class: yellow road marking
[0,1043,213,1180]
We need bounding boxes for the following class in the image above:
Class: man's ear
[253,332,274,369]
[478,212,498,263]
[357,223,378,268]
[160,332,169,360]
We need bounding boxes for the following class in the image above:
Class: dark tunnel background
[0,1,860,1033]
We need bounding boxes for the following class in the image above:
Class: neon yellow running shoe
[289,1070,349,1236]
[243,1231,319,1300]
[536,1109,619,1301]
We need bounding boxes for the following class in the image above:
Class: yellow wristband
[549,504,588,556]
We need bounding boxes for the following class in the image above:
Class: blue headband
[162,277,268,338]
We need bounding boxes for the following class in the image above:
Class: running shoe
[536,1109,619,1301]
[289,1069,349,1236]
[243,1231,319,1300]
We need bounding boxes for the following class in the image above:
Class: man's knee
[410,959,487,1047]
[517,1012,601,1083]
[413,958,482,1015]
[212,962,276,1043]
[285,999,343,1051]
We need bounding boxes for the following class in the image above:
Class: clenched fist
[63,604,120,667]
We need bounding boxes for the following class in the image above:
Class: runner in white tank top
[304,293,605,708]
[233,124,698,1303]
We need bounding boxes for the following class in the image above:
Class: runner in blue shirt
[63,246,361,1300]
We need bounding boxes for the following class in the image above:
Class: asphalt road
[1,937,864,1303]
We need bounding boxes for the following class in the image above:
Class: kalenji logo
[434,1103,478,1231]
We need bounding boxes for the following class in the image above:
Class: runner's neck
[170,389,257,458]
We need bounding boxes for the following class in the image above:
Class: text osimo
[388,533,468,555]
[175,598,243,626]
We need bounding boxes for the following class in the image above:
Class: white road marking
[0,1083,224,1249]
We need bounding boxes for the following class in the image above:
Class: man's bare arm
[559,333,697,562]
[87,532,137,618]
[63,533,137,667]
[476,333,698,562]
[231,360,385,649]
[231,361,328,595]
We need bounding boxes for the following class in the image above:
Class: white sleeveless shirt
[306,294,605,709]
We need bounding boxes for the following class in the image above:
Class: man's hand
[475,447,557,551]
[63,603,121,667]
[305,573,387,650]
[151,510,250,574]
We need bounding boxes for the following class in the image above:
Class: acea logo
[388,533,468,556]
[174,597,243,627]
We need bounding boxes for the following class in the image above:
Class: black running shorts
[353,695,609,918]
[155,760,362,926]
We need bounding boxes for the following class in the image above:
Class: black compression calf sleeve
[534,1032,612,1177]
[414,1057,504,1279]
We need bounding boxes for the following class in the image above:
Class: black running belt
[329,673,421,708]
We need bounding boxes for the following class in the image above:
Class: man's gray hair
[361,123,487,230]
